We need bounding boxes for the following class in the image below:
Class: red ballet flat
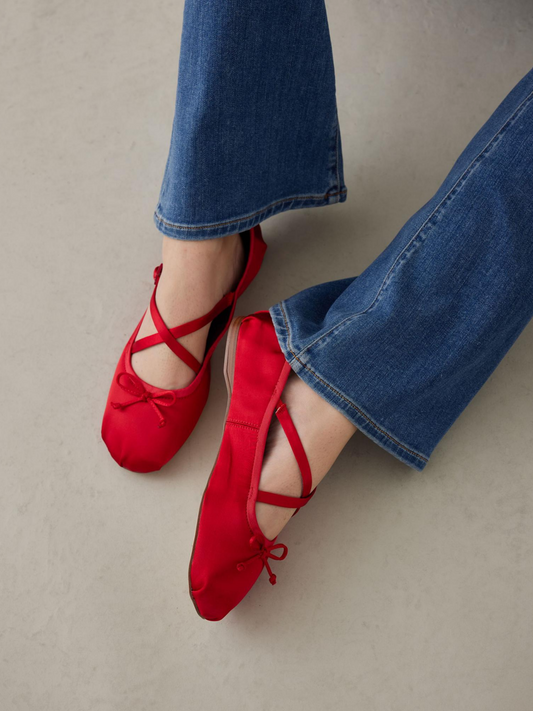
[101,226,266,473]
[189,311,316,621]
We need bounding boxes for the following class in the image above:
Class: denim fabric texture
[155,0,533,470]
[271,67,533,470]
[154,0,346,239]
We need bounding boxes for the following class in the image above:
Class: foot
[256,372,357,540]
[132,233,245,390]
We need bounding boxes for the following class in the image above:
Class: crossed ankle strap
[239,400,315,585]
[130,264,236,374]
[255,400,316,511]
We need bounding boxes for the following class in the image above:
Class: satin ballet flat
[101,226,266,473]
[189,311,316,621]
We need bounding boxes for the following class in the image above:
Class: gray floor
[2,1,533,710]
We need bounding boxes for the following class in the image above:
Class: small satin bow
[236,535,288,585]
[111,372,176,428]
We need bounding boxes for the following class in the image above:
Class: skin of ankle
[256,373,356,540]
[131,233,244,389]
[160,233,243,294]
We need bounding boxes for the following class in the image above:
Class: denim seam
[292,87,533,357]
[333,108,341,193]
[277,301,429,464]
[154,189,347,232]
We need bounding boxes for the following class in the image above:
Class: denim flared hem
[153,189,347,240]
[269,302,429,472]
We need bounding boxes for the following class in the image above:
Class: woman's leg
[154,0,345,240]
[136,0,345,389]
[256,67,533,537]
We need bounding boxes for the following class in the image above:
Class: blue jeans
[154,0,345,240]
[154,1,533,471]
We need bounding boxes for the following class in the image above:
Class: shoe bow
[111,372,176,428]
[236,535,288,585]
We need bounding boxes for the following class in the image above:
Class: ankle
[281,373,356,488]
[160,233,243,299]
[161,233,241,270]
[256,374,356,540]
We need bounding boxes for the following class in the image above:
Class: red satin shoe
[101,226,266,473]
[189,311,316,621]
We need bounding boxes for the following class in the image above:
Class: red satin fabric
[189,312,316,621]
[101,226,266,473]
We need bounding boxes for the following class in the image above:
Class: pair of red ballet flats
[102,226,317,620]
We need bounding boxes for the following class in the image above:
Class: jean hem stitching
[276,301,428,465]
[154,189,347,232]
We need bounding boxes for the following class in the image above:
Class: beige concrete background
[2,1,533,709]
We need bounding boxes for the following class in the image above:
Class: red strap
[148,290,202,373]
[131,265,235,375]
[132,292,234,355]
[256,399,316,510]
[256,489,315,509]
[274,401,313,497]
